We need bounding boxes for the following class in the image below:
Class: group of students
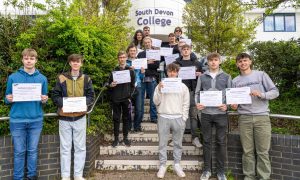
[5,49,93,180]
[109,26,279,180]
[4,25,279,180]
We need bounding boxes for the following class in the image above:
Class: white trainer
[200,171,211,180]
[157,165,167,179]
[174,164,186,177]
[192,137,203,148]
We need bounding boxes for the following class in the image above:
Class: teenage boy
[5,48,48,180]
[231,53,279,180]
[109,51,135,147]
[143,26,151,37]
[52,54,95,180]
[195,52,231,180]
[137,36,160,123]
[126,44,145,133]
[175,44,202,148]
[154,63,190,179]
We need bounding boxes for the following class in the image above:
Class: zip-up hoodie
[126,59,145,87]
[5,68,48,123]
[51,71,95,121]
[195,69,232,114]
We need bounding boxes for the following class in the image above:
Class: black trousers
[201,113,228,174]
[112,100,130,140]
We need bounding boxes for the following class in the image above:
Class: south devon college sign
[136,8,174,27]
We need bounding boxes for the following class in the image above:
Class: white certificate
[12,83,42,102]
[200,91,223,107]
[161,78,182,93]
[63,97,87,113]
[151,38,162,47]
[160,47,173,56]
[112,70,131,84]
[226,87,252,105]
[178,66,196,80]
[146,50,161,61]
[181,39,192,46]
[132,58,148,69]
[165,53,179,65]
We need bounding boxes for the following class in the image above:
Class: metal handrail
[0,84,108,127]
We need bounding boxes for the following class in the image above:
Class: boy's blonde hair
[22,48,38,58]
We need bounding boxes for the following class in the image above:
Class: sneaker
[200,171,211,180]
[74,177,86,180]
[123,138,131,147]
[61,177,71,180]
[217,173,227,180]
[192,137,203,148]
[168,140,174,147]
[174,164,186,177]
[112,139,119,147]
[157,165,167,178]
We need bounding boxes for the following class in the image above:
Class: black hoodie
[108,66,135,103]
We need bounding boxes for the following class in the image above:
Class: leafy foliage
[0,0,132,136]
[183,0,257,56]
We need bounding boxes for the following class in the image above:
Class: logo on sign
[135,8,174,27]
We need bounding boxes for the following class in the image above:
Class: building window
[263,13,296,32]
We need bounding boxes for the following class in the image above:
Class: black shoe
[123,138,131,147]
[112,139,119,147]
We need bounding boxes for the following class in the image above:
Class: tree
[183,0,257,56]
[245,0,300,13]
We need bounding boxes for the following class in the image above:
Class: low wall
[226,132,300,180]
[0,135,100,180]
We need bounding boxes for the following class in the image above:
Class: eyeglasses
[175,30,181,32]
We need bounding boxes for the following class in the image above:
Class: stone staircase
[95,99,204,172]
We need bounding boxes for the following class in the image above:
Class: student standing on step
[131,29,145,50]
[109,51,135,147]
[143,26,151,37]
[5,48,48,180]
[52,54,95,180]
[137,36,159,123]
[231,53,279,180]
[126,44,145,133]
[175,44,203,148]
[195,52,231,180]
[154,63,190,179]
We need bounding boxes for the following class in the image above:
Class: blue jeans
[10,121,43,180]
[133,86,143,130]
[141,79,157,121]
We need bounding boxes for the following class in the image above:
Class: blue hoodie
[126,59,145,87]
[5,68,48,123]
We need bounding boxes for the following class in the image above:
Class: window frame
[263,13,296,32]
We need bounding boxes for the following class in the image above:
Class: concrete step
[104,131,192,143]
[121,122,157,131]
[95,155,203,171]
[100,144,202,156]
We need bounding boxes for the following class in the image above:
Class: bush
[0,0,132,136]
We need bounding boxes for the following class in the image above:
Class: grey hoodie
[232,70,279,115]
[195,69,232,114]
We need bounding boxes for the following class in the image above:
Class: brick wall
[226,132,300,180]
[0,135,100,180]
